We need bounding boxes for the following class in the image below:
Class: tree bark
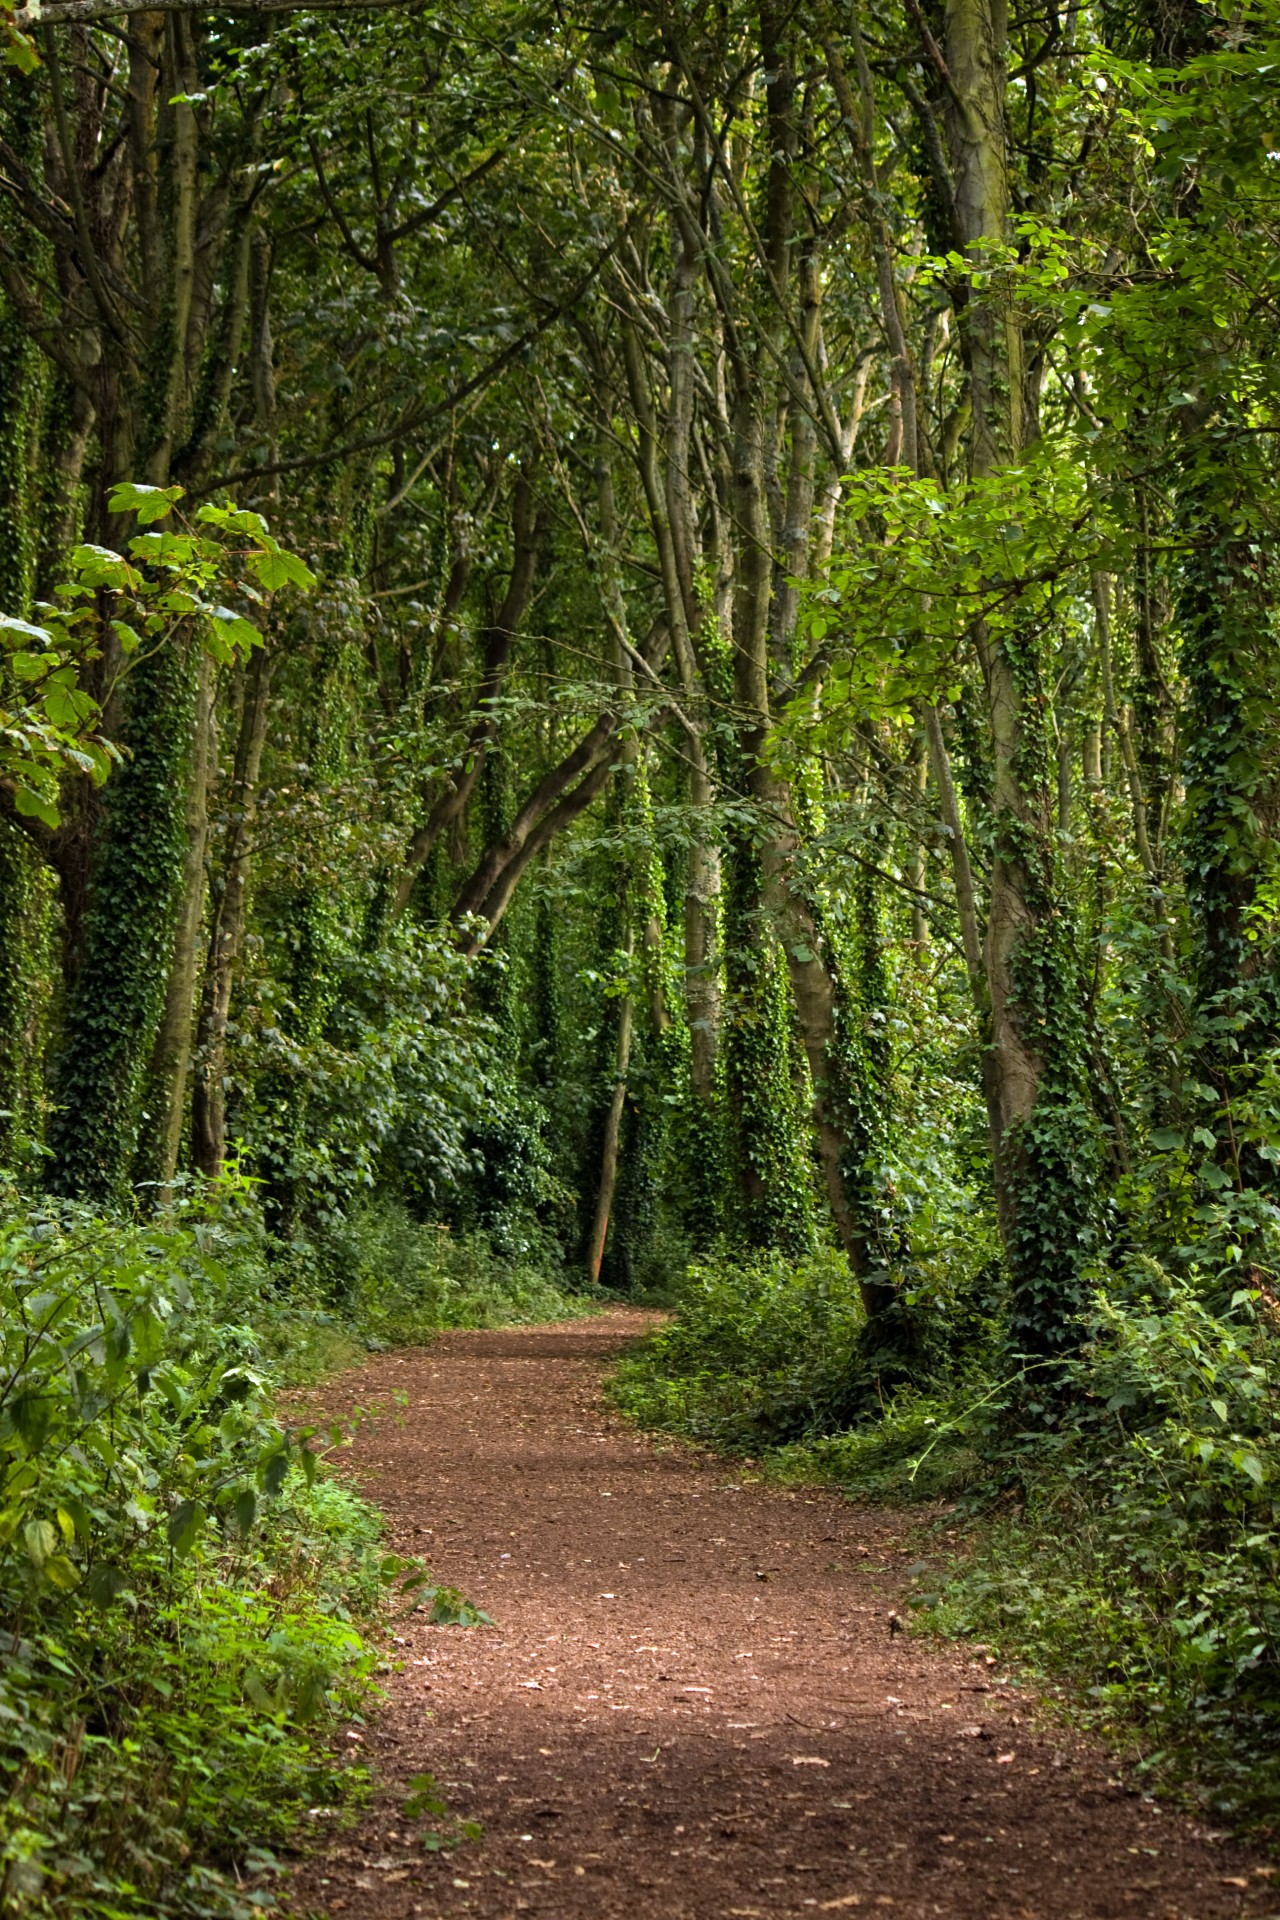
[191,647,273,1179]
[392,476,542,918]
[136,646,217,1193]
[587,932,635,1287]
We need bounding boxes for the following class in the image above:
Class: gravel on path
[285,1309,1275,1920]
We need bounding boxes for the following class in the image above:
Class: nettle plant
[0,481,315,828]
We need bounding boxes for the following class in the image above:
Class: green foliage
[720,830,816,1256]
[611,1249,867,1448]
[913,1273,1280,1825]
[302,1199,594,1356]
[0,1189,390,1918]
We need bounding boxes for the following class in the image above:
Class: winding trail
[287,1311,1272,1920]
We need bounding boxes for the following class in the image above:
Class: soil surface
[286,1310,1276,1920]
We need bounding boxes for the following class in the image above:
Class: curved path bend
[287,1310,1272,1920]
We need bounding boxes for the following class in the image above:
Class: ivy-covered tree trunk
[943,0,1102,1357]
[135,653,217,1193]
[1175,445,1280,1197]
[47,636,199,1203]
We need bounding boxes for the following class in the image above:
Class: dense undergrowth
[612,1249,1280,1834]
[0,1180,589,1918]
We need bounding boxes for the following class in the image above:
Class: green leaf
[207,606,261,658]
[0,615,54,646]
[107,482,186,525]
[167,1499,206,1557]
[111,620,145,654]
[14,786,60,828]
[234,1488,258,1538]
[41,1553,81,1592]
[195,504,269,537]
[244,1669,278,1713]
[23,1518,57,1567]
[261,1445,290,1499]
[404,1773,449,1820]
[248,548,317,592]
[84,1564,129,1608]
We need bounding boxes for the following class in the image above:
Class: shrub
[0,1189,387,1917]
[610,1247,866,1448]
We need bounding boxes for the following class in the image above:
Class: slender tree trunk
[192,647,273,1179]
[587,934,635,1287]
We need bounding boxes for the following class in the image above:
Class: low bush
[614,1248,1280,1827]
[263,1200,595,1384]
[913,1268,1280,1826]
[610,1247,866,1448]
[0,1188,393,1918]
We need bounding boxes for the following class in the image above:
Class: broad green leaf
[14,785,60,828]
[167,1499,206,1557]
[0,616,54,646]
[23,1518,58,1567]
[107,481,185,524]
[248,548,317,592]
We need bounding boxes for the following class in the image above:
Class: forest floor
[284,1310,1277,1920]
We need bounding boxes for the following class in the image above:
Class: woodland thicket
[2,0,1280,1906]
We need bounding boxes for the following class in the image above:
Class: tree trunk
[943,0,1102,1353]
[135,648,217,1194]
[192,647,273,1179]
[392,477,542,919]
[587,936,635,1287]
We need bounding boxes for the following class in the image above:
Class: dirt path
[287,1311,1273,1920]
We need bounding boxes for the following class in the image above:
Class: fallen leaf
[792,1755,831,1767]
[818,1897,861,1911]
[1220,1878,1249,1889]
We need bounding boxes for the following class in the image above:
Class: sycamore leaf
[0,616,54,647]
[108,481,185,525]
[248,548,317,592]
[14,785,60,828]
